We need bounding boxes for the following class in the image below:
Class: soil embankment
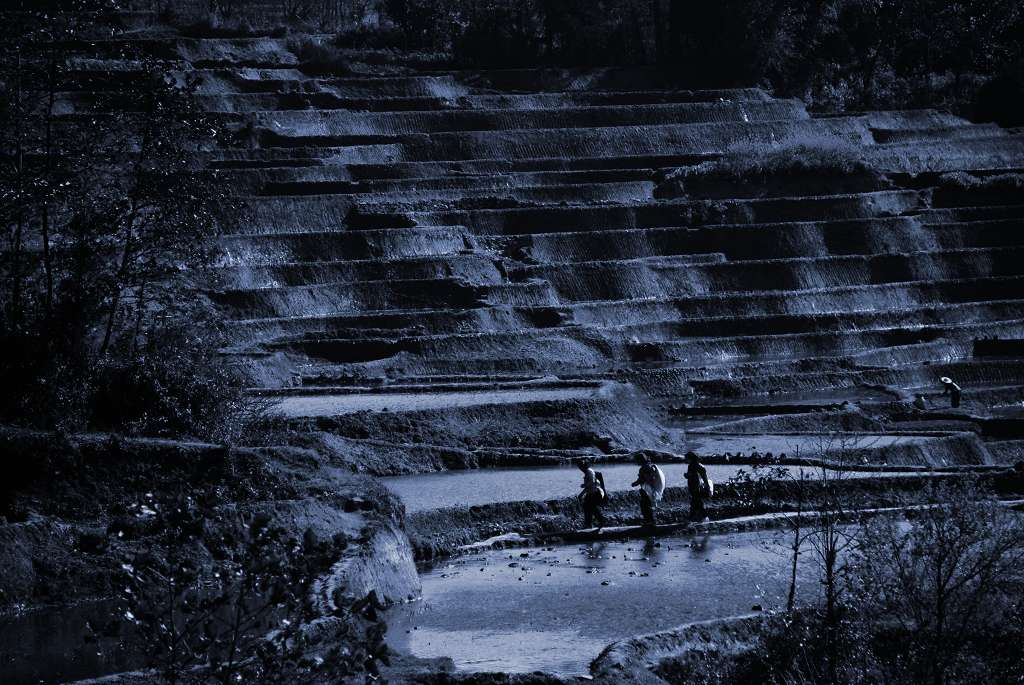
[0,427,419,684]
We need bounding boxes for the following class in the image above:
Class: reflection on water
[386,528,816,676]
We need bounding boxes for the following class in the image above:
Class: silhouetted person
[685,452,711,522]
[631,453,665,527]
[576,460,606,530]
[913,393,928,411]
[940,376,962,408]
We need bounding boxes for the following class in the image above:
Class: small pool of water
[385,528,815,676]
[0,599,136,685]
[690,387,895,407]
[685,433,912,454]
[382,463,923,513]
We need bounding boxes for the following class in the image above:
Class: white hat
[940,376,952,384]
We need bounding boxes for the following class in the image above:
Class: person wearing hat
[940,377,962,408]
[576,459,606,530]
[685,452,712,522]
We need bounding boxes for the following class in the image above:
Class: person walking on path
[940,376,962,408]
[684,452,712,522]
[631,453,665,527]
[576,459,606,530]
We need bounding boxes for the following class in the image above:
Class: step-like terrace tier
[108,37,1024,409]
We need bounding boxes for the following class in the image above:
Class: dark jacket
[686,462,709,496]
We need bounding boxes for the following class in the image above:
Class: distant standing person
[684,452,712,522]
[940,376,962,408]
[576,460,606,530]
[631,453,665,527]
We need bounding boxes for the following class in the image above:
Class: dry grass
[658,135,881,198]
[706,136,875,180]
[937,171,1024,192]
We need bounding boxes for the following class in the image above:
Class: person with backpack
[685,451,712,522]
[631,453,665,527]
[576,459,606,530]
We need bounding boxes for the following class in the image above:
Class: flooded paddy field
[684,432,916,455]
[273,385,607,417]
[382,461,934,513]
[386,528,815,676]
[0,599,133,685]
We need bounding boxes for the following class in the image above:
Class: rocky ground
[0,427,418,683]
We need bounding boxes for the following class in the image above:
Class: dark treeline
[380,0,1024,119]
[0,1,246,438]
[660,0,1024,119]
[162,0,1024,120]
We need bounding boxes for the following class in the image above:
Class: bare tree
[853,480,1024,685]
[0,6,244,436]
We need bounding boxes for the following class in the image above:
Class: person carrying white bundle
[631,452,665,527]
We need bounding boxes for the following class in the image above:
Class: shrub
[0,7,247,440]
[88,328,258,442]
[288,37,353,75]
[851,481,1024,684]
[974,59,1024,126]
[712,138,875,180]
[740,480,1024,685]
[177,13,258,38]
[332,23,407,50]
[662,0,1024,116]
[658,137,880,199]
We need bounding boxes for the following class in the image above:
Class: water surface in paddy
[274,386,603,417]
[0,599,135,685]
[382,462,924,513]
[385,528,815,676]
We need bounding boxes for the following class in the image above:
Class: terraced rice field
[59,33,1019,501]
[160,42,1024,434]
[91,35,1018,473]
[45,24,1024,683]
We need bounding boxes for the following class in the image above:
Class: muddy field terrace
[4,14,1024,685]
[193,37,1024,452]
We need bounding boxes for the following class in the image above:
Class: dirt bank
[287,385,675,473]
[0,426,419,673]
[591,612,785,685]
